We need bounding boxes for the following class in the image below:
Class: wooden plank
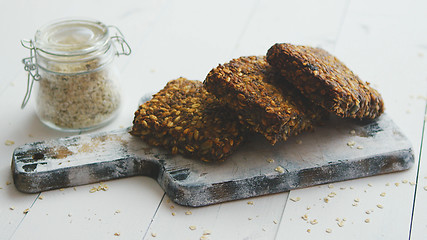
[276,0,427,239]
[0,0,171,239]
[410,106,427,240]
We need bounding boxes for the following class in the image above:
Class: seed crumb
[114,232,120,236]
[352,203,358,207]
[367,183,372,187]
[357,146,364,150]
[170,205,175,209]
[267,158,274,163]
[5,140,15,146]
[377,204,384,209]
[365,219,370,223]
[248,217,253,220]
[59,188,65,191]
[68,213,72,217]
[423,186,427,191]
[273,220,278,224]
[395,182,400,187]
[328,192,337,198]
[328,184,334,189]
[203,230,212,235]
[324,197,329,203]
[171,212,176,216]
[307,229,311,233]
[115,210,121,214]
[354,198,360,202]
[275,166,285,174]
[185,211,192,215]
[290,197,301,202]
[402,180,408,184]
[9,206,15,210]
[6,181,11,185]
[380,192,386,197]
[347,141,356,147]
[326,228,332,233]
[301,214,309,221]
[38,195,44,200]
[306,206,311,210]
[247,201,254,205]
[151,232,157,237]
[337,221,345,227]
[310,219,318,225]
[189,226,197,230]
[23,208,29,214]
[409,181,416,186]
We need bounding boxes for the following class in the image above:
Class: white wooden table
[1,0,426,239]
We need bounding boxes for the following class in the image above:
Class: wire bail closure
[20,39,41,109]
[108,25,132,56]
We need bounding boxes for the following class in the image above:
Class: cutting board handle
[11,128,167,193]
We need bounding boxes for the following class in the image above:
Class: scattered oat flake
[326,228,332,233]
[367,183,372,187]
[9,206,15,210]
[6,181,11,185]
[350,130,356,135]
[402,179,408,184]
[410,181,416,186]
[189,226,197,230]
[310,219,318,225]
[114,232,120,236]
[307,229,311,233]
[328,184,334,189]
[200,236,209,240]
[151,232,157,237]
[340,187,346,190]
[328,192,337,198]
[352,203,358,207]
[59,188,65,191]
[23,208,29,214]
[290,197,301,202]
[365,219,370,223]
[324,197,329,203]
[337,221,345,227]
[395,182,400,187]
[350,186,354,189]
[203,230,212,235]
[301,214,309,221]
[357,146,364,150]
[5,140,15,146]
[347,141,356,147]
[275,166,285,174]
[273,220,278,224]
[170,205,175,209]
[262,227,267,231]
[247,201,254,205]
[354,198,360,202]
[306,206,311,210]
[423,186,427,191]
[248,217,253,220]
[38,195,44,200]
[68,213,72,217]
[377,204,384,209]
[267,158,274,163]
[365,210,372,214]
[380,192,386,197]
[185,211,192,215]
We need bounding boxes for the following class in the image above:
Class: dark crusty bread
[267,43,384,119]
[131,78,247,162]
[204,56,327,145]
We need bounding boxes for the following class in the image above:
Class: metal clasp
[108,25,132,56]
[20,39,41,109]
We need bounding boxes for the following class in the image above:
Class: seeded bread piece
[130,78,246,162]
[266,43,384,119]
[204,56,327,145]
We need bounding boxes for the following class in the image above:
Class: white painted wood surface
[0,0,426,239]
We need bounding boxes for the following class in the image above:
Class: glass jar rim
[34,18,110,57]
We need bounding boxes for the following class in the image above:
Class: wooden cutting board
[11,114,413,207]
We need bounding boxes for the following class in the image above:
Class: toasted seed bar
[204,56,327,145]
[266,43,384,119]
[130,78,246,162]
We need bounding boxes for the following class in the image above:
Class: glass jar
[21,18,131,132]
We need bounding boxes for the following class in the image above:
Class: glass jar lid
[34,19,110,56]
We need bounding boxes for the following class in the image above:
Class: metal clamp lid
[20,24,131,109]
[20,39,41,109]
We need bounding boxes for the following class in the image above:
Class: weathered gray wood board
[11,114,413,207]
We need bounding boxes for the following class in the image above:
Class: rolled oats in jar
[21,18,131,132]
